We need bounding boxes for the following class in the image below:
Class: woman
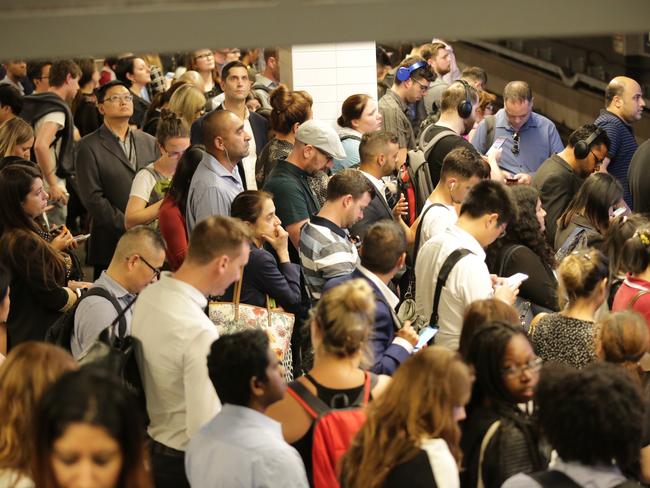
[115,56,152,128]
[341,347,472,488]
[332,94,382,173]
[461,321,548,488]
[31,368,152,488]
[167,83,206,129]
[158,145,203,271]
[0,342,77,488]
[598,311,650,483]
[71,57,101,137]
[188,49,221,111]
[0,164,90,349]
[487,185,558,313]
[222,190,301,311]
[267,279,391,486]
[555,172,624,256]
[0,117,34,169]
[256,84,313,187]
[142,80,187,137]
[125,109,189,229]
[612,226,650,328]
[531,248,608,369]
[0,265,10,360]
[467,90,496,142]
[458,298,520,359]
[604,214,648,307]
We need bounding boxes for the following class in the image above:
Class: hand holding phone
[414,325,439,351]
[73,233,91,243]
[505,273,529,288]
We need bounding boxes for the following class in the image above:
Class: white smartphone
[73,233,91,243]
[612,207,626,218]
[506,272,529,288]
[414,325,439,351]
[487,136,506,155]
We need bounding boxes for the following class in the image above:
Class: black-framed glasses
[511,132,520,156]
[136,255,161,280]
[315,147,334,161]
[590,150,604,167]
[194,52,214,61]
[412,78,429,92]
[501,357,543,378]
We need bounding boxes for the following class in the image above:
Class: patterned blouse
[530,313,598,369]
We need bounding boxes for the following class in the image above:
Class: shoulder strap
[81,287,126,334]
[555,224,589,259]
[477,420,501,488]
[340,134,362,142]
[413,203,449,260]
[497,244,526,277]
[528,470,583,488]
[484,115,496,150]
[421,129,457,160]
[252,83,271,93]
[629,289,650,309]
[286,380,331,419]
[429,248,472,326]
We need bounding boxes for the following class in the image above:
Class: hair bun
[159,108,179,121]
[270,84,290,111]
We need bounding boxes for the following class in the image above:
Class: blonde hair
[177,70,203,90]
[341,347,472,488]
[0,342,77,476]
[168,84,206,127]
[598,311,649,382]
[311,279,375,361]
[0,117,34,158]
[557,248,609,309]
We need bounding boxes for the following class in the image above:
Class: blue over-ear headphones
[396,60,428,82]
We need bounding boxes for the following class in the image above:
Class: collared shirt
[471,108,563,174]
[0,76,24,95]
[131,272,220,451]
[185,404,308,488]
[300,215,359,301]
[71,271,137,359]
[417,200,458,251]
[186,150,244,233]
[360,170,387,202]
[415,224,492,350]
[263,159,320,227]
[218,103,257,190]
[379,89,416,150]
[595,109,638,207]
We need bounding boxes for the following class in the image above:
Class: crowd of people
[0,40,649,488]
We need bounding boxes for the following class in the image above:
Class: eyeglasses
[590,150,604,167]
[511,132,520,156]
[412,78,429,92]
[194,52,214,61]
[135,255,161,280]
[315,147,334,161]
[502,357,543,378]
[104,95,133,104]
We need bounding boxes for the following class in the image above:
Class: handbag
[209,278,295,380]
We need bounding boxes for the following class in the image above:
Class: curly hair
[486,185,554,271]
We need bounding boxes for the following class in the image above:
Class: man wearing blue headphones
[379,56,434,153]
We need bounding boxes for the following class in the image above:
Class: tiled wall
[287,42,377,126]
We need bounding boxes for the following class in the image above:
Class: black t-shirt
[425,124,480,187]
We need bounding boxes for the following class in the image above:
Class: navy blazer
[349,177,393,239]
[190,107,268,190]
[324,268,410,375]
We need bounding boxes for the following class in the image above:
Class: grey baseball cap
[295,119,346,160]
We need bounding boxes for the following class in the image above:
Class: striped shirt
[594,109,638,207]
[299,215,359,301]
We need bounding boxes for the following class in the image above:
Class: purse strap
[628,289,650,309]
[233,276,243,321]
[477,420,501,488]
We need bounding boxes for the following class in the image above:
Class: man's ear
[249,375,265,399]
[376,152,386,168]
[341,194,353,209]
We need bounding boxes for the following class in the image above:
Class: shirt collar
[359,170,385,194]
[277,159,311,179]
[551,457,625,487]
[219,404,283,438]
[356,264,399,308]
[204,151,241,179]
[495,108,539,131]
[447,224,485,259]
[161,272,208,309]
[310,215,349,240]
[96,271,135,300]
[386,89,408,112]
[601,109,633,129]
[218,103,250,121]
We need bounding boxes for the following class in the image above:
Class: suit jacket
[324,268,410,375]
[190,107,268,189]
[349,176,393,239]
[75,124,159,266]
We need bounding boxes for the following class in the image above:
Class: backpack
[340,134,362,143]
[554,223,590,263]
[287,372,378,488]
[401,125,457,222]
[529,470,640,488]
[44,287,125,353]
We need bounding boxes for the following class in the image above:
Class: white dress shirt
[131,272,220,451]
[415,225,492,350]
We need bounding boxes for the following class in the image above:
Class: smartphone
[612,207,626,218]
[487,137,506,155]
[505,177,519,185]
[506,273,529,288]
[414,325,439,351]
[73,233,91,243]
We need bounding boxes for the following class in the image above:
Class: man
[379,56,434,151]
[132,216,251,488]
[214,48,241,73]
[471,81,563,178]
[324,222,418,375]
[629,139,650,213]
[300,169,373,301]
[186,330,308,488]
[424,65,487,117]
[533,124,610,244]
[0,60,26,95]
[191,61,268,191]
[418,146,489,250]
[76,80,159,279]
[425,80,487,187]
[415,180,519,350]
[263,119,346,261]
[252,48,280,110]
[595,76,646,208]
[420,42,450,116]
[21,59,81,216]
[186,110,251,233]
[27,60,52,94]
[71,226,165,359]
[0,85,22,125]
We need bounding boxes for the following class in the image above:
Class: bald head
[112,226,165,262]
[202,110,237,149]
[606,76,645,124]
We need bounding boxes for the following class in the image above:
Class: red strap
[362,372,371,405]
[287,385,318,419]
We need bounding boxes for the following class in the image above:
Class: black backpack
[529,470,640,487]
[45,287,125,353]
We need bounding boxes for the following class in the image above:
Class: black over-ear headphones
[574,127,605,159]
[456,79,473,119]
